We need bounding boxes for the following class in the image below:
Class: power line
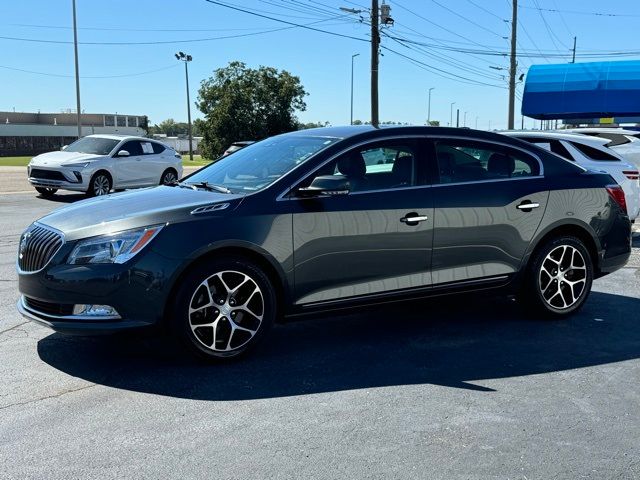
[519,4,640,18]
[381,42,507,89]
[381,30,505,82]
[202,0,368,43]
[0,14,356,45]
[0,63,179,79]
[429,0,507,39]
[531,0,567,51]
[465,0,506,21]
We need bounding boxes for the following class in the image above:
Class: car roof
[285,125,536,149]
[563,127,640,136]
[84,134,162,143]
[500,130,611,146]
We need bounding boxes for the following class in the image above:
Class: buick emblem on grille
[19,231,31,260]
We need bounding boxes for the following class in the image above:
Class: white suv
[502,131,640,221]
[27,134,184,197]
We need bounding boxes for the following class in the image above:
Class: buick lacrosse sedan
[17,126,631,360]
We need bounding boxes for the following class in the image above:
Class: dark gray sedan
[16,126,632,360]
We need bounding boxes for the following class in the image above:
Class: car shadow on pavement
[37,193,87,204]
[37,291,640,400]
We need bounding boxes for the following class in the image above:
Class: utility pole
[350,53,360,125]
[463,111,468,127]
[175,52,193,161]
[371,0,380,127]
[507,0,517,130]
[571,36,577,63]
[427,87,434,124]
[342,2,391,127]
[72,0,82,139]
[450,102,456,127]
[456,109,460,128]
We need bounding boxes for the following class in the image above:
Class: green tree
[428,120,440,126]
[197,61,307,158]
[297,121,330,130]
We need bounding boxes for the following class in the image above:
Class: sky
[1,0,639,131]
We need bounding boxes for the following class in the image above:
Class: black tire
[86,172,112,197]
[35,187,58,197]
[169,256,276,361]
[160,168,178,185]
[522,236,593,317]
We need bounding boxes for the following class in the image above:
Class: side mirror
[117,150,130,157]
[60,145,68,151]
[296,175,350,198]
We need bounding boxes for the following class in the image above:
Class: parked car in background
[502,131,640,221]
[222,140,255,157]
[17,126,631,361]
[27,134,183,197]
[563,128,640,169]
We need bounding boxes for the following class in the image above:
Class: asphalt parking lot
[1,190,639,479]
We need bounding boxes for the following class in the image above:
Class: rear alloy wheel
[171,257,276,361]
[87,172,112,197]
[35,187,58,197]
[160,169,178,185]
[526,236,593,316]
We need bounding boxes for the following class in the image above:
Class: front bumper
[17,240,184,335]
[17,296,150,335]
[28,177,87,192]
[27,165,88,192]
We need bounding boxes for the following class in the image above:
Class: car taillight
[606,184,627,215]
[622,170,639,181]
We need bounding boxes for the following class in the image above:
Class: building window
[127,116,138,127]
[104,115,115,127]
[116,116,126,127]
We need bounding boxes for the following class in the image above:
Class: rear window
[518,138,574,161]
[570,142,620,161]
[151,142,166,154]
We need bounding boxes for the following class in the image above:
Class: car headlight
[67,225,164,265]
[63,162,91,168]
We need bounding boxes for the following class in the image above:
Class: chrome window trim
[16,222,66,275]
[277,133,545,201]
[432,176,543,188]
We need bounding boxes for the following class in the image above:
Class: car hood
[30,151,103,167]
[37,186,244,241]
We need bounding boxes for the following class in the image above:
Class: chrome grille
[18,225,64,272]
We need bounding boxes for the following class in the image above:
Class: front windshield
[185,135,339,193]
[65,137,120,155]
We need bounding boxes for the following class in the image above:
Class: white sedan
[27,134,183,197]
[502,130,640,221]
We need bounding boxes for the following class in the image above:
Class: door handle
[400,213,429,224]
[517,202,540,211]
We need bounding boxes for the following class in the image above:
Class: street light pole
[72,0,82,139]
[463,111,468,127]
[175,52,193,161]
[450,102,456,127]
[427,87,434,124]
[351,53,360,125]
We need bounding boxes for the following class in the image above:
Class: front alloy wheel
[527,236,593,316]
[88,173,112,197]
[172,258,276,360]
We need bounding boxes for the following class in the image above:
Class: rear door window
[435,140,540,184]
